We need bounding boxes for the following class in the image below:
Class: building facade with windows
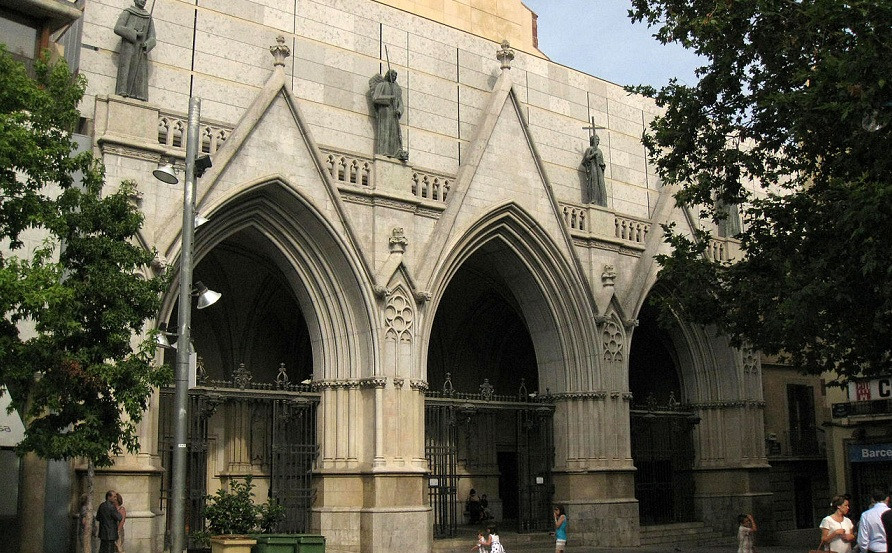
[2,1,789,552]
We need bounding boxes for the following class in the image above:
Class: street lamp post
[154,96,207,553]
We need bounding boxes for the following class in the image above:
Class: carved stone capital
[409,379,428,391]
[360,377,387,389]
[393,378,405,388]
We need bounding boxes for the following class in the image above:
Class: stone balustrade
[320,148,373,188]
[708,237,741,262]
[560,202,652,248]
[157,112,231,154]
[411,170,451,202]
[614,215,650,244]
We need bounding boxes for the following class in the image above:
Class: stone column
[551,316,639,547]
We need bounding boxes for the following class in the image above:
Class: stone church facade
[49,0,772,551]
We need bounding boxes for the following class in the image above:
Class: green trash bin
[295,534,325,553]
[251,534,299,553]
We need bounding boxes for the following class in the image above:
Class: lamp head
[153,163,179,184]
[155,323,177,349]
[194,154,213,177]
[194,281,222,309]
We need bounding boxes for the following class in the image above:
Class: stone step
[639,522,733,548]
[433,528,553,553]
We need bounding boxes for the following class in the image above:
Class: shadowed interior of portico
[426,245,554,538]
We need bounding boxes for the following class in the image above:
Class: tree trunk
[82,460,94,553]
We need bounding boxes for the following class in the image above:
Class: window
[0,9,39,73]
[788,384,819,455]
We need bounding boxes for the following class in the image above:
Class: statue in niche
[369,69,409,161]
[114,0,156,101]
[582,132,607,206]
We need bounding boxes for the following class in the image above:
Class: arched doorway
[159,227,319,543]
[425,245,554,537]
[629,300,699,525]
[156,181,377,547]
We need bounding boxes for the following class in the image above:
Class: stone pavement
[559,546,803,553]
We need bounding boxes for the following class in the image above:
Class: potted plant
[193,475,285,553]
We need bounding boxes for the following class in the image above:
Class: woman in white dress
[819,495,856,553]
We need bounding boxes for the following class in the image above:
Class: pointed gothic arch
[420,203,597,394]
[157,178,378,382]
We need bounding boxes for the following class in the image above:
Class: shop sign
[848,376,892,401]
[849,442,892,463]
[0,387,25,447]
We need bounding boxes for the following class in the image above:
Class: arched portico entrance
[424,236,565,538]
[629,300,698,525]
[156,182,376,547]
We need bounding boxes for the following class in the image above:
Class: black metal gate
[425,401,459,538]
[425,378,554,538]
[159,372,319,548]
[516,406,554,532]
[271,397,318,533]
[630,396,698,526]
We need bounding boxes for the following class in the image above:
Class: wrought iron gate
[516,407,554,532]
[159,375,319,548]
[425,378,554,538]
[425,402,459,538]
[271,397,318,533]
[630,396,699,526]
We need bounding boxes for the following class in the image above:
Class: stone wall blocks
[609,116,645,141]
[607,99,647,126]
[79,50,116,81]
[611,197,650,220]
[408,109,458,138]
[405,71,456,102]
[408,33,459,64]
[457,66,492,90]
[293,78,326,103]
[202,0,264,22]
[457,86,490,111]
[294,37,328,65]
[301,17,359,51]
[299,1,357,34]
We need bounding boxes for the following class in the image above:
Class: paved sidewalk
[562,547,803,553]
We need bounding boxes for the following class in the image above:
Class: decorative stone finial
[389,227,408,253]
[496,40,515,70]
[601,264,617,287]
[270,36,291,67]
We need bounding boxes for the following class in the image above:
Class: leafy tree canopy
[0,46,169,465]
[627,0,892,381]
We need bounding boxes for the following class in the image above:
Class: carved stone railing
[157,112,231,154]
[321,148,373,188]
[559,202,651,249]
[708,237,741,262]
[411,170,451,202]
[561,204,587,231]
[614,215,650,244]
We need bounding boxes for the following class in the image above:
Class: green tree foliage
[0,46,169,465]
[627,0,892,380]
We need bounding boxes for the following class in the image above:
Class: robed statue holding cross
[582,118,608,206]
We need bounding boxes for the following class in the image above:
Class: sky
[520,0,703,89]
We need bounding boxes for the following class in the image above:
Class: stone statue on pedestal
[582,132,607,206]
[114,0,156,101]
[370,70,409,161]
